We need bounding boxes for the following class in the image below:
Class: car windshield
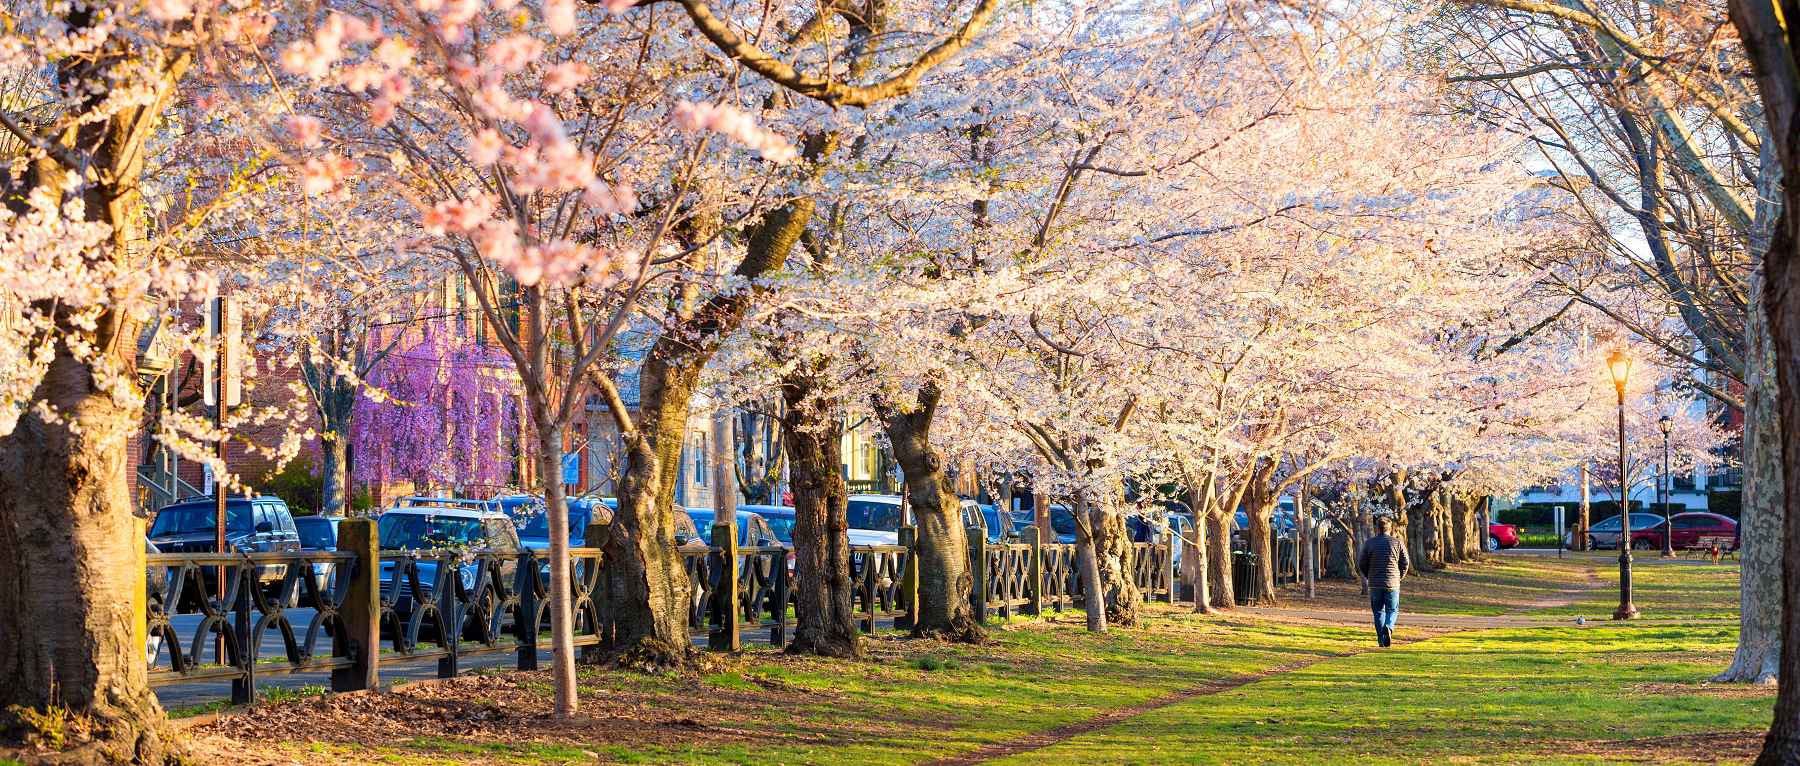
[378,513,483,550]
[519,508,592,541]
[1049,506,1078,536]
[294,518,335,549]
[762,515,795,543]
[846,500,900,532]
[982,506,1004,536]
[689,509,715,538]
[151,503,253,536]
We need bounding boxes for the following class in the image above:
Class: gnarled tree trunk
[878,381,982,642]
[1184,485,1212,612]
[780,371,859,657]
[1242,461,1280,606]
[1088,497,1140,627]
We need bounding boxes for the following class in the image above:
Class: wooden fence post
[1164,529,1177,604]
[1024,526,1042,617]
[709,520,741,651]
[769,549,789,645]
[331,518,379,692]
[968,526,988,625]
[897,526,918,630]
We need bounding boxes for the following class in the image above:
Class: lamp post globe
[1608,349,1638,620]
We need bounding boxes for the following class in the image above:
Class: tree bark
[1185,486,1213,613]
[533,407,578,714]
[0,33,189,762]
[1242,463,1279,606]
[1205,507,1234,609]
[1088,497,1139,627]
[319,428,349,517]
[0,356,171,762]
[607,361,699,669]
[1074,495,1107,632]
[877,381,982,641]
[1722,8,1800,758]
[780,371,860,657]
[1721,127,1785,685]
[1576,464,1592,552]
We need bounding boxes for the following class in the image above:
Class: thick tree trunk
[780,372,859,657]
[1205,507,1234,609]
[1448,493,1469,564]
[1325,522,1354,579]
[1242,464,1279,606]
[606,345,705,668]
[1756,201,1800,765]
[0,34,187,762]
[0,353,171,762]
[320,430,349,517]
[878,382,981,642]
[1089,498,1140,627]
[1724,13,1800,758]
[1722,150,1785,685]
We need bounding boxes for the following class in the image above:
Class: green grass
[196,553,1767,766]
[989,623,1766,765]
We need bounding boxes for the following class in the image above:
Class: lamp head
[1606,348,1632,391]
[1659,415,1673,436]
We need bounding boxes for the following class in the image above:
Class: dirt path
[919,629,1457,766]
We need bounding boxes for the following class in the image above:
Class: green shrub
[260,457,322,515]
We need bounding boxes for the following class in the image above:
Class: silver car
[1569,512,1664,549]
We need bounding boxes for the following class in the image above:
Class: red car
[1629,512,1739,551]
[1487,523,1520,551]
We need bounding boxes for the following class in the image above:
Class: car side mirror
[255,521,274,533]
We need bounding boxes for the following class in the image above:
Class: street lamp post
[1608,349,1638,620]
[1659,415,1674,558]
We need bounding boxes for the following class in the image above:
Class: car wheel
[1486,536,1500,552]
[1632,538,1653,551]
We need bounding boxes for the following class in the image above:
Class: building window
[692,432,707,487]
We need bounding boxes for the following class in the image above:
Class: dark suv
[148,495,301,606]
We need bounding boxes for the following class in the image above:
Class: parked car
[376,504,522,637]
[391,495,492,512]
[1570,512,1666,549]
[517,496,616,551]
[294,514,344,599]
[688,508,781,548]
[846,494,903,545]
[149,495,301,606]
[740,504,796,544]
[1487,522,1520,551]
[1631,512,1740,551]
[960,500,1014,544]
[295,515,342,551]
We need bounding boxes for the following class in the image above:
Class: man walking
[1357,515,1409,647]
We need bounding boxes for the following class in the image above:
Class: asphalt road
[152,609,853,710]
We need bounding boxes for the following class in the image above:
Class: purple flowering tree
[350,322,518,499]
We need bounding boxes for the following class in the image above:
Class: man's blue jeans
[1370,587,1400,646]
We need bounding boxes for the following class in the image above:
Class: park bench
[1690,535,1738,563]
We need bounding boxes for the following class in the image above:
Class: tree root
[1,702,187,766]
[784,631,864,659]
[911,616,988,645]
[607,637,692,674]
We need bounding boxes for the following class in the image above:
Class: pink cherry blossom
[146,0,192,23]
[488,34,544,72]
[543,0,577,36]
[468,128,505,166]
[282,114,324,148]
[542,61,589,94]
